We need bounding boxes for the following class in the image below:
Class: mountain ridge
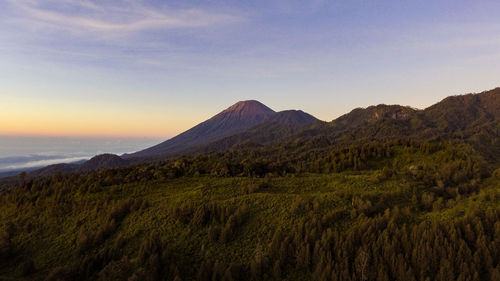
[123,100,277,159]
[123,100,284,159]
[2,87,499,184]
[282,88,500,160]
[184,110,322,154]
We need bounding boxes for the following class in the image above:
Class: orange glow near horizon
[0,96,210,139]
[0,114,191,139]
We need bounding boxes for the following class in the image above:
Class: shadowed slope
[125,100,275,159]
[290,88,500,162]
[188,110,322,153]
[78,154,128,172]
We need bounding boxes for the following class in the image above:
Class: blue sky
[1,0,500,138]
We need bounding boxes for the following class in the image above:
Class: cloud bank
[0,155,91,171]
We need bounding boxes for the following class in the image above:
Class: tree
[355,249,370,281]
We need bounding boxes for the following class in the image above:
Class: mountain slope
[286,88,500,162]
[125,100,276,159]
[265,110,319,126]
[187,110,322,153]
[1,129,498,281]
[4,88,500,182]
[126,89,500,161]
[330,104,419,131]
[423,88,500,131]
[78,154,128,172]
[421,88,500,161]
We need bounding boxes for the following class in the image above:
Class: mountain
[4,88,500,182]
[78,154,128,172]
[288,88,500,162]
[423,88,500,131]
[0,103,321,181]
[124,100,276,159]
[188,110,322,153]
[2,90,500,281]
[330,105,418,131]
[265,110,319,126]
[421,88,500,161]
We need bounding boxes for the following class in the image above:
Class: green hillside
[1,140,499,280]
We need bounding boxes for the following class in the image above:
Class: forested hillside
[1,89,500,280]
[180,88,500,164]
[0,139,499,280]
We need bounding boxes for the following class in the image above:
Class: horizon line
[2,86,498,139]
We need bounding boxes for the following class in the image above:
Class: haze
[0,136,160,171]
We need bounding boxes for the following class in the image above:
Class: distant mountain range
[2,87,499,184]
[137,87,500,161]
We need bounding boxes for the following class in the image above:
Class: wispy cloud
[0,155,90,171]
[6,0,241,36]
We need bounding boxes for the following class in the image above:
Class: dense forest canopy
[0,138,499,280]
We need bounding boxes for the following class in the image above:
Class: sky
[1,0,500,140]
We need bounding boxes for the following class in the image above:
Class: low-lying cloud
[0,154,92,171]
